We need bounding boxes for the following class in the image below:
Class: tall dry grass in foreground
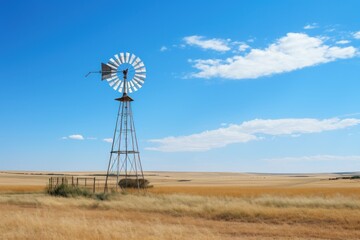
[1,190,360,240]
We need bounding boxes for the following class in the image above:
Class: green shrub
[47,184,112,201]
[47,184,92,198]
[118,178,152,189]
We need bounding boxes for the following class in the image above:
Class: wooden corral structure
[48,176,117,193]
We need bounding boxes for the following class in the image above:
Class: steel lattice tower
[104,69,144,192]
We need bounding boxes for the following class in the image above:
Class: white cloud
[103,138,113,143]
[148,128,256,152]
[68,134,84,140]
[264,155,360,162]
[238,43,250,52]
[304,23,318,29]
[353,31,360,39]
[236,118,360,135]
[336,40,350,44]
[183,35,230,52]
[160,46,168,52]
[147,118,360,152]
[190,33,357,80]
[232,41,250,52]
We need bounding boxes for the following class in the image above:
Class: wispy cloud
[337,112,360,118]
[160,46,168,52]
[63,134,85,140]
[189,33,357,80]
[354,31,360,39]
[61,135,114,142]
[183,35,231,52]
[233,42,250,52]
[103,138,113,143]
[303,23,318,29]
[264,155,360,162]
[336,40,350,44]
[147,118,360,152]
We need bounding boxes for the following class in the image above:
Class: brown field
[1,171,360,239]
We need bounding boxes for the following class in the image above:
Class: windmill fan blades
[120,53,125,64]
[132,57,140,67]
[109,58,119,67]
[109,79,119,87]
[113,80,121,91]
[129,54,136,65]
[135,66,146,72]
[132,79,142,88]
[103,52,146,93]
[114,54,122,65]
[135,73,146,79]
[133,76,145,84]
[118,81,124,92]
[126,81,131,93]
[125,52,130,63]
[106,75,118,82]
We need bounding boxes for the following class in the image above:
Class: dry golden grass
[1,171,360,239]
[0,205,219,240]
[1,190,360,239]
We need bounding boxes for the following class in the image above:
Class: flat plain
[1,171,360,239]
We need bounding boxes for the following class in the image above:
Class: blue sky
[1,0,360,173]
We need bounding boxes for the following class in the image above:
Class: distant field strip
[3,185,360,198]
[149,186,360,198]
[0,185,45,193]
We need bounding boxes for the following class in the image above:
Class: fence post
[93,178,96,193]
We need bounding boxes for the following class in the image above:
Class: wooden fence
[48,176,118,193]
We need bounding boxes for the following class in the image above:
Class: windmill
[88,52,146,191]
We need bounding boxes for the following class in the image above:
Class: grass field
[1,171,360,239]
